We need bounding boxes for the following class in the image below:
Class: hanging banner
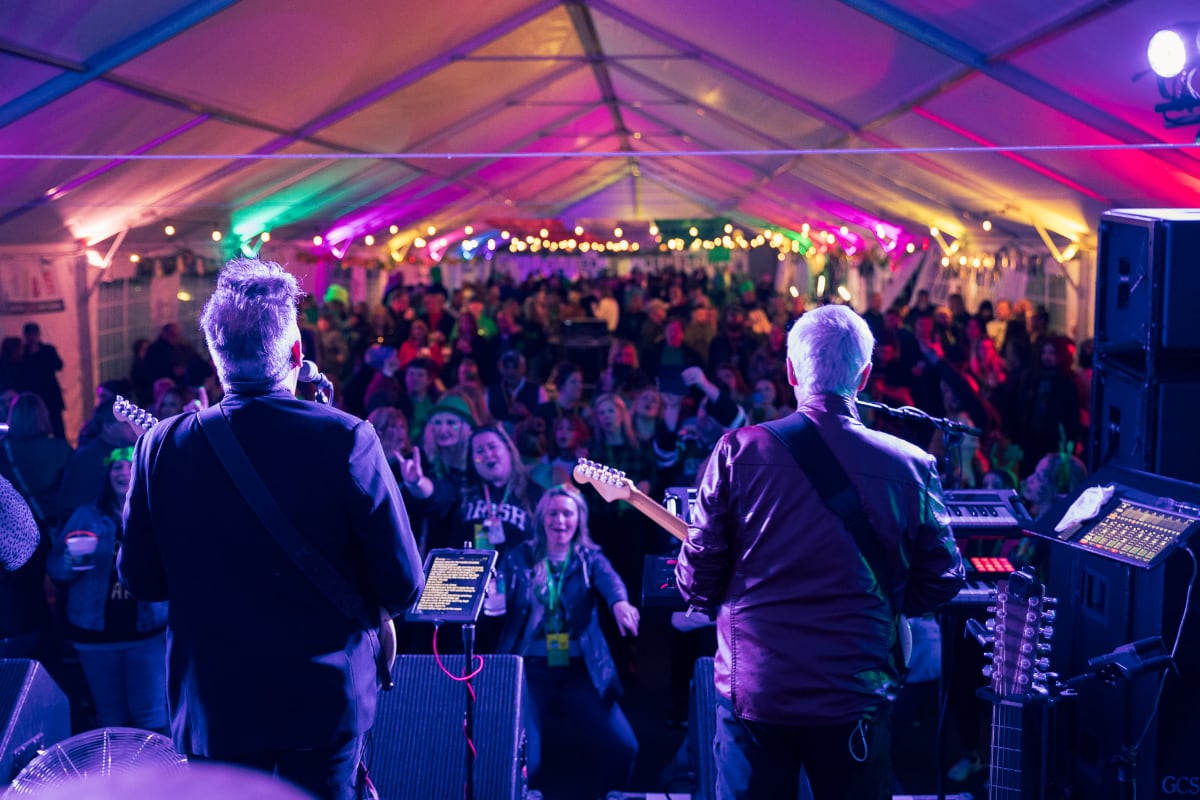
[0,257,67,314]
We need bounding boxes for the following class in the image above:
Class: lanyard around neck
[544,550,570,613]
[482,481,510,520]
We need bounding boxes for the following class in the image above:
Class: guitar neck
[624,486,689,543]
[990,701,1025,798]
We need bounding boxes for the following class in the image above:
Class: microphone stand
[856,400,982,491]
[463,621,476,800]
[860,398,982,800]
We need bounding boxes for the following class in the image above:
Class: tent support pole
[75,253,95,439]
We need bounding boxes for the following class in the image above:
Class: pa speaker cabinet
[0,659,69,782]
[1096,209,1200,354]
[1091,357,1200,484]
[1046,539,1199,800]
[370,655,524,800]
[689,657,816,800]
[690,657,717,800]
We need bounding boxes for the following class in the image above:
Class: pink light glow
[911,107,1106,201]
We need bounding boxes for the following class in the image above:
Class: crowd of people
[0,257,1095,799]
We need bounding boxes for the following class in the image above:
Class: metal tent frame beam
[0,0,241,130]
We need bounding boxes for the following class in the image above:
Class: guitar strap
[197,405,373,632]
[760,411,909,674]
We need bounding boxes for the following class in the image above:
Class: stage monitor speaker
[689,657,815,800]
[1046,537,1199,800]
[690,657,717,800]
[369,654,524,800]
[0,659,70,783]
[1095,209,1200,354]
[1090,359,1200,484]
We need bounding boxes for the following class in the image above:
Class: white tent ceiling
[1,0,1197,256]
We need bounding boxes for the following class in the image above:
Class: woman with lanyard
[402,422,538,555]
[491,484,639,799]
[400,423,539,651]
[47,446,168,731]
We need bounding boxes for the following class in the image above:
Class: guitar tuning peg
[1035,658,1051,670]
[982,665,994,678]
[1037,643,1052,654]
[1043,596,1058,606]
[984,619,996,630]
[1039,626,1055,639]
[1041,610,1057,622]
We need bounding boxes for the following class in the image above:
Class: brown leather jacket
[676,393,965,725]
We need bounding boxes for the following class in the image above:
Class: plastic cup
[64,532,99,571]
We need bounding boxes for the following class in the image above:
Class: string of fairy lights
[107,212,1076,278]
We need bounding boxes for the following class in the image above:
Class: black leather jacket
[676,394,965,725]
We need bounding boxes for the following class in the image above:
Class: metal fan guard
[5,727,186,796]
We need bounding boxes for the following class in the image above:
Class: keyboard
[945,490,1030,531]
[946,579,997,607]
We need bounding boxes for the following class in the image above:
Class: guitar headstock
[573,459,633,504]
[113,395,159,434]
[986,568,1054,697]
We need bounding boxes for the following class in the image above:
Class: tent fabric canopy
[0,0,1197,252]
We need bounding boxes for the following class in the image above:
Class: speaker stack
[1046,209,1200,800]
[1091,209,1200,484]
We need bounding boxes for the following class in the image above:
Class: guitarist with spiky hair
[119,258,424,800]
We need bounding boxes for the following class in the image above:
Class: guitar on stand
[112,394,399,688]
[966,568,1056,799]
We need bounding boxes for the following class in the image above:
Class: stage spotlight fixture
[1147,23,1200,128]
[1148,25,1200,78]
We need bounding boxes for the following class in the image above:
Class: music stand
[406,548,498,800]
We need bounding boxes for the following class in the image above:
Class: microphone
[298,360,334,405]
